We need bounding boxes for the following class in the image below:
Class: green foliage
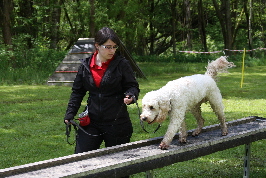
[244,56,266,67]
[0,44,13,68]
[134,53,233,63]
[0,46,66,85]
[136,62,206,78]
[1,0,266,64]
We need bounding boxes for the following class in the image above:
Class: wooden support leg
[243,143,251,178]
[146,170,154,178]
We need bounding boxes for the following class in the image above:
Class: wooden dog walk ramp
[1,116,265,178]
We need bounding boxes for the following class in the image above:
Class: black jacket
[64,54,140,124]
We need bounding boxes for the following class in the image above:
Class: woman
[64,27,140,154]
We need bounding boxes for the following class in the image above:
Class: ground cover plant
[0,60,266,177]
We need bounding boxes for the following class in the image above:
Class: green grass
[0,62,266,177]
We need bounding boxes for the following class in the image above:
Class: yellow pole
[241,48,246,88]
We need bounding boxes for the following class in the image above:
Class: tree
[49,0,63,49]
[1,0,266,60]
[16,0,37,49]
[258,0,266,50]
[243,0,253,57]
[149,0,155,55]
[166,0,178,55]
[89,0,95,37]
[0,0,13,48]
[0,0,16,67]
[197,0,208,51]
[184,0,192,50]
[212,0,234,54]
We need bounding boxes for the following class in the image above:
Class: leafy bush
[0,47,66,85]
[1,44,266,85]
[134,53,240,63]
[244,56,266,67]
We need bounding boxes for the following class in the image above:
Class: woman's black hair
[95,27,120,46]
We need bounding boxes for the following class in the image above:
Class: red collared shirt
[89,51,114,87]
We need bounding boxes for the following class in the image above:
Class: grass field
[0,62,266,177]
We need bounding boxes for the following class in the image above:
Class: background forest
[1,0,266,66]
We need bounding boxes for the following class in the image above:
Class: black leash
[65,119,106,145]
[66,96,162,145]
[65,121,76,145]
[133,96,162,133]
[65,100,126,145]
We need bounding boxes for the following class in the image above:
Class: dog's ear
[158,99,171,112]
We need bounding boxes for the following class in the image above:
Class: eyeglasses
[101,45,119,50]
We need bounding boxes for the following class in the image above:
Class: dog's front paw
[192,129,201,136]
[222,128,228,136]
[222,131,228,136]
[178,137,187,143]
[159,142,169,150]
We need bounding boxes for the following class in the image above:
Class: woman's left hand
[124,95,133,105]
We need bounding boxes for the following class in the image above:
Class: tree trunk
[198,0,208,51]
[62,0,76,50]
[89,0,95,37]
[248,0,253,57]
[17,0,37,49]
[259,0,266,53]
[243,0,253,57]
[184,0,192,50]
[224,0,233,52]
[149,0,155,55]
[49,0,63,49]
[168,0,177,55]
[0,0,15,67]
[0,0,13,48]
[212,0,233,55]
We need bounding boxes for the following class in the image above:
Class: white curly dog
[140,56,235,150]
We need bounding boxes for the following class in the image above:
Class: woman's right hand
[64,120,71,124]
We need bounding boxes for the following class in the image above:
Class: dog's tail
[205,56,236,81]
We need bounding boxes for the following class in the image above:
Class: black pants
[75,120,133,153]
[75,121,132,178]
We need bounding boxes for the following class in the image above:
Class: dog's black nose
[141,117,147,121]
